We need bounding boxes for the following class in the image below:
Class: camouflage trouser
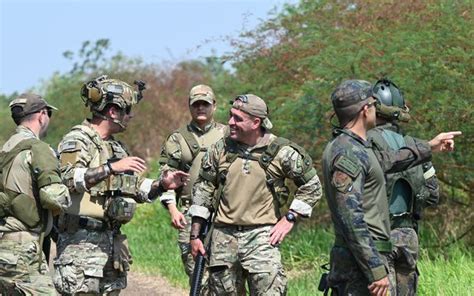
[208,225,287,296]
[387,227,419,296]
[0,232,56,295]
[327,246,395,296]
[177,208,209,296]
[53,229,127,295]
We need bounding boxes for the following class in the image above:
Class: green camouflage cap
[9,93,58,119]
[231,94,273,129]
[189,84,215,105]
[331,80,375,126]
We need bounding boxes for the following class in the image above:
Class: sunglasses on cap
[231,95,249,104]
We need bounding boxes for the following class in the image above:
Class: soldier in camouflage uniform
[367,79,440,295]
[189,94,322,295]
[158,84,226,293]
[0,93,71,295]
[322,80,460,296]
[53,75,188,295]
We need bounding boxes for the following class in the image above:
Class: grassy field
[123,203,473,295]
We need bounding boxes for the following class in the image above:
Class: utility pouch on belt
[106,197,137,224]
[113,233,132,273]
[318,273,329,294]
[10,193,40,228]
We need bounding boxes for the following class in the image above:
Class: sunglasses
[231,95,249,104]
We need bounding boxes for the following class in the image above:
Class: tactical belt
[60,214,108,233]
[214,223,274,232]
[334,236,393,253]
[0,231,39,243]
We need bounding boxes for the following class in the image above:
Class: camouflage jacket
[368,123,440,229]
[58,120,154,205]
[0,126,71,234]
[189,132,322,225]
[321,128,431,282]
[158,121,226,206]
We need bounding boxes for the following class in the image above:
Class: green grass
[123,205,474,295]
[122,202,188,287]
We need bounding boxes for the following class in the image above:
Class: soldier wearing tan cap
[0,93,71,295]
[158,84,226,294]
[189,94,322,295]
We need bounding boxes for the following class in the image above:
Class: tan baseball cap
[231,94,273,129]
[9,93,57,119]
[189,84,215,105]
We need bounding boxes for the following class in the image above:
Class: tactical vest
[370,128,428,228]
[159,124,225,202]
[0,138,62,227]
[201,136,317,212]
[60,124,138,222]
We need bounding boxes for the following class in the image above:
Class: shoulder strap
[71,124,103,151]
[178,125,201,160]
[0,138,40,172]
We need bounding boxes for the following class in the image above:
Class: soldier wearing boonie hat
[1,93,71,295]
[189,93,322,295]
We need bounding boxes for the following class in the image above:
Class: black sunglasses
[230,95,249,104]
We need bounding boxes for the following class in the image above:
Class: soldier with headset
[158,84,226,294]
[368,78,440,295]
[53,75,188,295]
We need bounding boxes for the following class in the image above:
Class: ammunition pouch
[58,214,107,233]
[0,191,40,228]
[106,196,137,224]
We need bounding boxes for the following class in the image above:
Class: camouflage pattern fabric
[54,120,151,295]
[387,227,419,296]
[190,133,322,222]
[178,207,210,296]
[0,126,71,295]
[0,237,56,295]
[327,246,392,295]
[159,121,225,295]
[53,229,125,295]
[208,225,286,296]
[321,128,431,294]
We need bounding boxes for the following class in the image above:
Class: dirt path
[122,271,187,296]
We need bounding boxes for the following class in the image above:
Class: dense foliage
[1,0,471,243]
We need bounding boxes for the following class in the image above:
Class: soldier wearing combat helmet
[321,79,460,295]
[158,84,226,294]
[53,75,188,295]
[368,78,440,295]
[0,93,71,295]
[190,94,322,295]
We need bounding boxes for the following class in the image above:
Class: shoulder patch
[59,141,79,153]
[334,155,361,178]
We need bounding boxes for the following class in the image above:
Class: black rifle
[189,214,213,296]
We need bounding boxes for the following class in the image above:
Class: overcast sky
[1,0,295,95]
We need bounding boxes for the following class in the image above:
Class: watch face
[286,212,296,222]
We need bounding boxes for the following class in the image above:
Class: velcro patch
[332,171,353,193]
[334,155,361,178]
[60,152,79,166]
[59,141,79,152]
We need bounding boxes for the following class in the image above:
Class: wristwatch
[285,211,297,223]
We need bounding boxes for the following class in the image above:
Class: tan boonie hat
[231,94,273,129]
[189,84,215,105]
[9,93,58,119]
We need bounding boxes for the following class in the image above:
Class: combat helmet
[80,75,146,127]
[372,78,411,122]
